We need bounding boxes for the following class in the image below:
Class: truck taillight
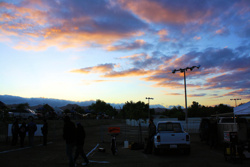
[186,135,190,141]
[157,135,160,142]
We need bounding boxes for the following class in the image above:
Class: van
[9,108,38,120]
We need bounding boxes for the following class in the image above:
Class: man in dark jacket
[144,118,156,154]
[41,119,48,146]
[11,119,19,146]
[27,117,37,147]
[63,116,76,167]
[19,121,27,147]
[74,123,89,165]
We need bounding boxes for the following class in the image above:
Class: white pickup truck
[153,121,190,155]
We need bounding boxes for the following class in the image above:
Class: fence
[1,118,202,144]
[126,118,201,133]
[99,124,148,144]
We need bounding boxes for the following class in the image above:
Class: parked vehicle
[9,108,38,120]
[153,121,190,155]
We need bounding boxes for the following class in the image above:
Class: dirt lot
[0,119,249,167]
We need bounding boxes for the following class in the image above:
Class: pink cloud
[165,92,182,96]
[0,1,145,51]
[193,36,201,40]
[70,64,115,74]
[118,0,208,24]
[103,68,152,78]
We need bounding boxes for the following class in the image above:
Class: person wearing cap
[74,122,89,165]
[144,118,156,154]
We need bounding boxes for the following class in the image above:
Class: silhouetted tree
[122,101,148,120]
[163,106,185,120]
[88,99,117,117]
[73,105,85,114]
[64,109,70,114]
[42,104,56,119]
[187,101,233,117]
[16,103,29,112]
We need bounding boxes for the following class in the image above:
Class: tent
[234,101,250,116]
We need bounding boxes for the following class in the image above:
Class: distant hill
[0,95,95,108]
[0,95,166,110]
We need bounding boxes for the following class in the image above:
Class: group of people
[63,115,89,167]
[12,115,155,166]
[11,118,48,147]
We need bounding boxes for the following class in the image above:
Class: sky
[0,0,249,108]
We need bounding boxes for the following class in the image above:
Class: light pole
[230,98,241,107]
[230,98,241,130]
[146,97,154,119]
[172,65,200,130]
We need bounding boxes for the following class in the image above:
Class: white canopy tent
[234,101,250,116]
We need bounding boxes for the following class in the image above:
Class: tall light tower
[230,98,241,107]
[172,65,200,130]
[146,97,154,119]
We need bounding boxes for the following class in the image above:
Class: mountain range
[0,95,165,109]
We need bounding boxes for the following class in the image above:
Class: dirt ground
[0,119,249,167]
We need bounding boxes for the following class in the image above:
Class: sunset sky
[0,0,249,108]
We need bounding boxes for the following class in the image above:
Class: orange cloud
[120,53,148,61]
[158,29,168,38]
[215,27,229,36]
[165,92,182,96]
[0,1,142,51]
[10,29,140,51]
[119,0,203,24]
[193,36,201,40]
[103,69,152,78]
[70,64,115,74]
[216,29,224,34]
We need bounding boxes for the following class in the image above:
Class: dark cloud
[132,55,166,69]
[107,40,153,51]
[205,69,250,90]
[188,93,207,97]
[46,0,148,34]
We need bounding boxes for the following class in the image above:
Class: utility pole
[230,98,241,107]
[145,97,154,119]
[172,65,200,130]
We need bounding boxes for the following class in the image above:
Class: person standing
[74,123,89,165]
[27,117,37,147]
[19,121,27,147]
[63,116,76,167]
[11,119,19,146]
[41,119,48,146]
[144,118,156,154]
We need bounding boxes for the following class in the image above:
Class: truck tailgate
[159,132,188,144]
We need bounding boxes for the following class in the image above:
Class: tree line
[162,101,233,120]
[0,100,234,121]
